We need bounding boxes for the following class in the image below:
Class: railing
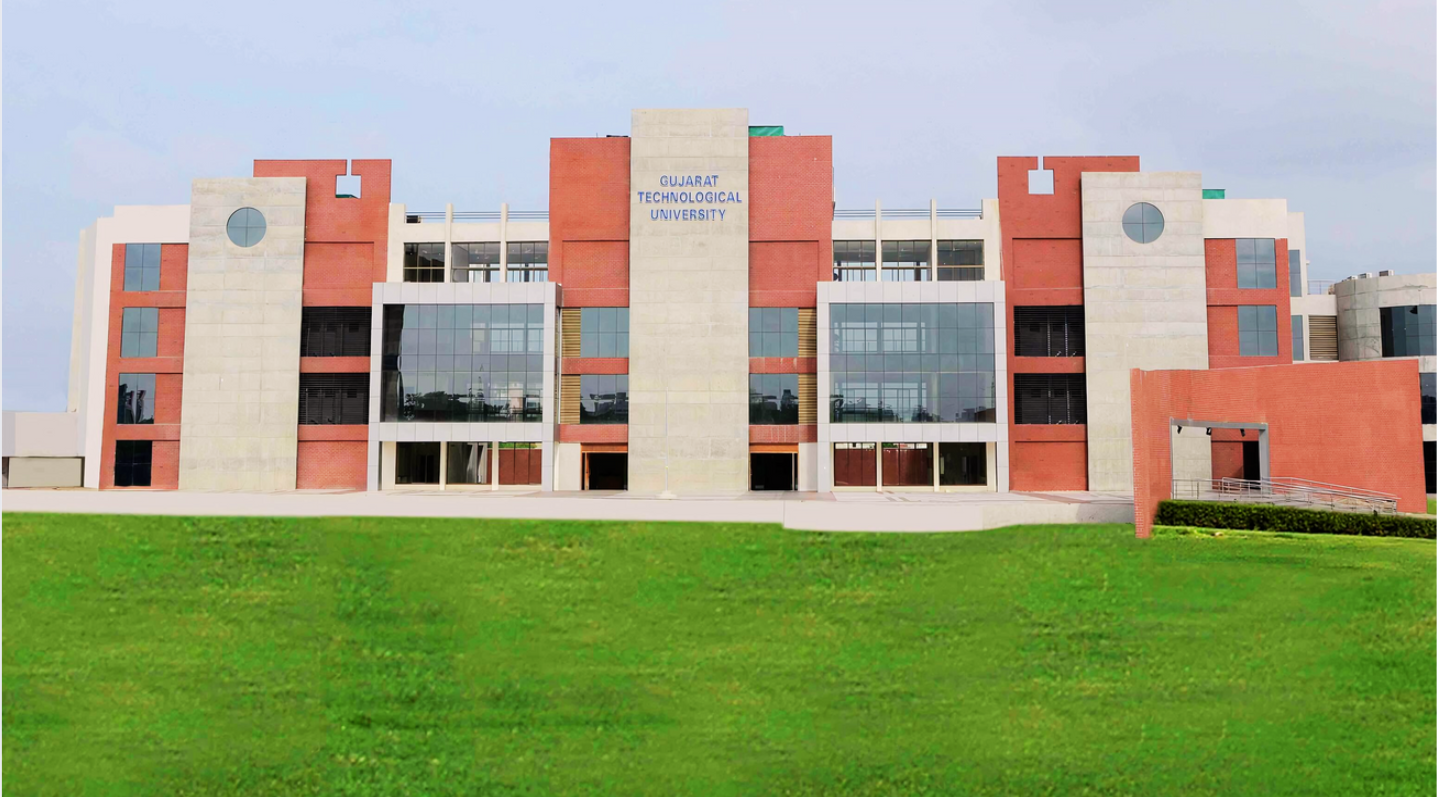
[1171,477,1399,515]
[1307,279,1335,295]
[833,208,983,220]
[407,210,549,223]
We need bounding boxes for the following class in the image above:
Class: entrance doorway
[1242,441,1261,480]
[751,453,796,491]
[585,453,627,490]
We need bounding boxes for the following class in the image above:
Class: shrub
[1154,500,1435,540]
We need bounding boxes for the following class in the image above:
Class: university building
[11,108,1432,499]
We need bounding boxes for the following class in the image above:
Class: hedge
[1154,500,1436,539]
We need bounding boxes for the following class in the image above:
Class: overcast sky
[4,0,1433,411]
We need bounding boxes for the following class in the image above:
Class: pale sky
[4,0,1434,411]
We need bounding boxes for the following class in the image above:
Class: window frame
[580,307,631,358]
[120,308,159,358]
[1013,373,1087,425]
[114,440,153,487]
[116,373,157,425]
[880,240,930,282]
[1236,238,1278,290]
[124,243,162,292]
[300,307,371,357]
[403,243,446,283]
[1238,305,1280,357]
[1420,372,1436,425]
[1380,305,1437,357]
[298,373,370,425]
[505,241,548,283]
[748,308,798,358]
[832,240,877,282]
[936,240,983,282]
[452,242,500,283]
[579,373,629,425]
[749,373,799,425]
[1013,306,1085,357]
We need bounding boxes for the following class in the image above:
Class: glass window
[829,303,996,423]
[395,442,440,484]
[299,373,369,425]
[452,242,500,283]
[124,244,162,291]
[506,242,548,283]
[380,304,544,423]
[1014,374,1087,425]
[114,440,152,487]
[881,240,929,282]
[1420,373,1436,425]
[579,374,628,424]
[300,307,371,357]
[580,308,630,358]
[116,373,156,424]
[1014,306,1084,357]
[226,207,266,247]
[1289,249,1302,297]
[403,243,446,282]
[121,308,159,358]
[748,308,798,357]
[1121,202,1164,244]
[1380,305,1437,357]
[832,241,876,282]
[936,240,983,281]
[749,374,799,424]
[1237,239,1278,289]
[1291,316,1305,361]
[1238,305,1279,357]
[939,442,986,486]
[446,442,490,484]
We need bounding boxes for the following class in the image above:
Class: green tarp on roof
[1203,188,1226,199]
[749,125,784,137]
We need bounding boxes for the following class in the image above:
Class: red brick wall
[558,425,627,443]
[296,441,368,489]
[1211,442,1245,480]
[561,358,628,375]
[750,242,823,307]
[101,244,187,489]
[749,136,833,308]
[749,425,818,444]
[550,138,630,308]
[252,159,391,300]
[1131,360,1427,537]
[749,357,817,374]
[151,441,180,489]
[997,155,1141,492]
[1205,239,1293,369]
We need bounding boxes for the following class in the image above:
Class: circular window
[226,207,266,247]
[1122,202,1164,244]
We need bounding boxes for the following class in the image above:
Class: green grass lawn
[5,515,1433,796]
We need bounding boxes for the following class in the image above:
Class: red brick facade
[1204,238,1294,369]
[1131,360,1427,537]
[296,441,367,490]
[748,136,833,308]
[550,138,630,308]
[998,156,1141,492]
[100,243,188,489]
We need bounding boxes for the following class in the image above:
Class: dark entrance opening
[1424,441,1435,494]
[751,453,796,491]
[585,453,627,490]
[1242,441,1261,481]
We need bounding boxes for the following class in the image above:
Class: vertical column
[627,109,751,494]
[929,198,938,283]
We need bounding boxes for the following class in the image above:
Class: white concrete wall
[75,205,191,488]
[1082,172,1210,491]
[797,442,817,491]
[1201,198,1289,239]
[815,280,1009,493]
[627,108,751,494]
[365,280,558,491]
[179,179,307,490]
[4,412,80,457]
[1334,272,1437,362]
[7,458,83,488]
[554,442,582,491]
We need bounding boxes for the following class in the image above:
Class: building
[16,107,1429,499]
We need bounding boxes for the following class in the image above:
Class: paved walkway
[2,488,1135,532]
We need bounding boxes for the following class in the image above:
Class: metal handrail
[452,211,500,221]
[405,212,445,223]
[1307,279,1335,295]
[833,208,984,220]
[508,210,548,220]
[1171,477,1399,515]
